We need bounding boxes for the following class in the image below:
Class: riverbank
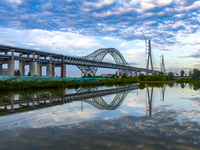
[0,77,137,91]
[0,76,198,92]
[139,81,175,83]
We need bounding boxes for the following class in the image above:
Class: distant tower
[145,40,154,74]
[161,55,165,74]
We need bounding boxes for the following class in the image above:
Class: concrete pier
[47,55,52,76]
[37,63,43,76]
[0,64,2,76]
[18,53,36,76]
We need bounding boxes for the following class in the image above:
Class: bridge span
[0,44,160,76]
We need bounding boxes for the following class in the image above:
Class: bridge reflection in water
[0,84,165,117]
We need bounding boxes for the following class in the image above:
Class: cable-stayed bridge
[0,43,160,76]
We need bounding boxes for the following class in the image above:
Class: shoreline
[0,76,197,92]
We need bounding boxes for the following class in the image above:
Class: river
[0,83,200,149]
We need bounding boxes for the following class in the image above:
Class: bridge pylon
[161,55,165,74]
[145,40,154,74]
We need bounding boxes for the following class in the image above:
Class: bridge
[0,42,160,76]
[0,85,138,116]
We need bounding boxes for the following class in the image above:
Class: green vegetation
[14,70,21,76]
[138,73,170,81]
[122,73,127,78]
[87,73,92,77]
[180,70,185,77]
[191,68,200,80]
[0,77,139,92]
[168,72,174,81]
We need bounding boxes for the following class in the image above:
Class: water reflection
[0,84,167,121]
[1,84,200,149]
[0,85,139,116]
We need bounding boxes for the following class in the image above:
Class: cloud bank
[0,0,199,46]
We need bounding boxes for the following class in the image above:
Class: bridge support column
[0,64,2,76]
[37,63,42,76]
[61,56,66,77]
[19,61,25,76]
[47,55,52,76]
[52,66,55,77]
[8,50,15,76]
[30,53,35,76]
[52,63,66,77]
[61,64,66,77]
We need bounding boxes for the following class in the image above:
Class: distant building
[2,68,8,76]
[101,74,115,78]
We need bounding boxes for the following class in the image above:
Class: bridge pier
[37,63,42,76]
[8,50,15,76]
[36,55,53,76]
[61,56,66,77]
[30,53,35,76]
[19,53,35,76]
[0,64,2,76]
[0,50,15,76]
[37,63,52,76]
[19,61,36,76]
[52,64,66,77]
[47,55,52,76]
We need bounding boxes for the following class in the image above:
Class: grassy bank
[139,81,175,83]
[1,75,199,92]
[0,77,139,92]
[0,77,169,92]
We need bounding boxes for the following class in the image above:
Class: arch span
[77,48,130,76]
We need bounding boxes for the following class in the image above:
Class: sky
[0,0,200,76]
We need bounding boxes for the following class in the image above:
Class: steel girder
[77,48,130,76]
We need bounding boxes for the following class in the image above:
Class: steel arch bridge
[0,44,159,77]
[77,48,131,76]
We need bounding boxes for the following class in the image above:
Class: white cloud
[6,0,22,4]
[119,43,128,47]
[124,48,145,61]
[85,0,114,8]
[0,28,102,53]
[102,27,117,32]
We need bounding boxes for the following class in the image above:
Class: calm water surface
[0,83,200,150]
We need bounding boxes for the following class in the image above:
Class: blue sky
[0,0,200,76]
